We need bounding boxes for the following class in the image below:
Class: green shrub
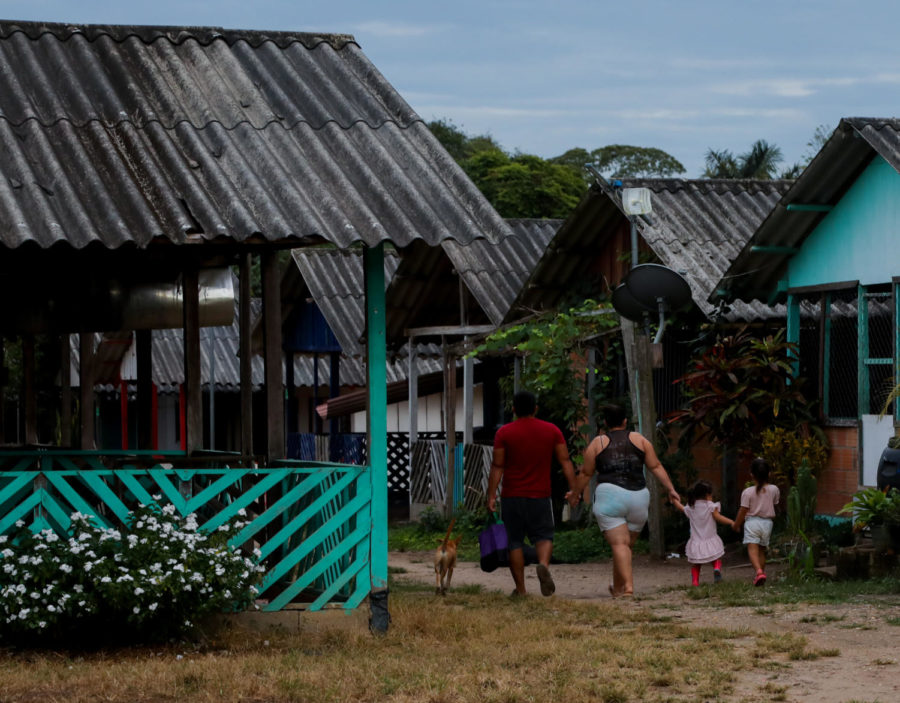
[0,503,264,646]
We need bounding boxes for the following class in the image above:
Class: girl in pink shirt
[672,480,735,586]
[733,458,780,586]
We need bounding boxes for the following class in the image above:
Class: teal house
[714,118,900,513]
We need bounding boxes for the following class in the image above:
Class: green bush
[0,503,264,646]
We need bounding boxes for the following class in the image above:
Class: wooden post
[23,333,37,445]
[407,337,418,512]
[239,253,253,461]
[60,335,71,447]
[261,251,284,463]
[0,336,5,445]
[621,319,665,559]
[329,351,340,439]
[79,333,95,450]
[444,348,457,518]
[120,379,129,450]
[136,329,152,449]
[183,266,202,455]
[364,243,388,593]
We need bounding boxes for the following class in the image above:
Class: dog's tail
[439,518,456,549]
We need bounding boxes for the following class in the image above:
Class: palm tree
[703,140,783,179]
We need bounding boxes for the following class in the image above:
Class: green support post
[786,293,800,378]
[364,243,388,595]
[895,283,900,424]
[858,284,869,417]
[823,293,832,418]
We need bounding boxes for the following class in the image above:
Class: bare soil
[390,550,900,702]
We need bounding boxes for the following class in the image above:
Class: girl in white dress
[672,480,735,586]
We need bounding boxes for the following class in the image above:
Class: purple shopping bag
[478,514,509,573]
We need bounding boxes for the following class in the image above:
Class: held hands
[667,488,681,504]
[564,490,581,508]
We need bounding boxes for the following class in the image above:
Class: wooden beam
[136,329,152,449]
[444,347,457,518]
[750,246,799,255]
[261,252,284,463]
[183,266,202,455]
[79,333,95,450]
[23,333,36,445]
[239,253,253,459]
[405,324,495,337]
[60,335,71,447]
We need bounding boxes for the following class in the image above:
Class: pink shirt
[740,484,780,518]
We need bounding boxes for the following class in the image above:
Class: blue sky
[3,1,899,176]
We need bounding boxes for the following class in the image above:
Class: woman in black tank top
[566,404,679,598]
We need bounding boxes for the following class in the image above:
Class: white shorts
[593,483,650,533]
[743,516,774,547]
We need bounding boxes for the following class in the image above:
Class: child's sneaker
[714,569,722,584]
[753,571,766,587]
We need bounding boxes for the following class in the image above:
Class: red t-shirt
[493,417,566,498]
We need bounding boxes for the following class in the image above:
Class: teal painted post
[858,285,869,417]
[786,294,800,378]
[823,293,832,418]
[365,243,388,593]
[895,283,900,424]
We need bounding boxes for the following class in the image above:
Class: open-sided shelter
[0,19,508,613]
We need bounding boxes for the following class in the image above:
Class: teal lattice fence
[0,451,372,612]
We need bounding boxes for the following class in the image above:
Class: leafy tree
[469,300,620,453]
[703,139,784,179]
[467,151,586,218]
[426,119,502,161]
[551,145,686,181]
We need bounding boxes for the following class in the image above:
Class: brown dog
[434,518,461,595]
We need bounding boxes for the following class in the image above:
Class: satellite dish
[612,283,655,323]
[613,264,693,344]
[625,264,692,311]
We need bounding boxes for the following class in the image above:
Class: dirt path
[390,551,900,702]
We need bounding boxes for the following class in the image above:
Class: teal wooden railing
[0,450,373,612]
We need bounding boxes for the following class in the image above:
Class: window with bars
[792,283,896,422]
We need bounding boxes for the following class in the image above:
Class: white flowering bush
[0,502,264,645]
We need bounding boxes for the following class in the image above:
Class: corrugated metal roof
[714,118,900,305]
[442,219,562,325]
[0,20,510,251]
[509,179,790,322]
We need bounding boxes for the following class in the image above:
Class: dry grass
[0,584,827,703]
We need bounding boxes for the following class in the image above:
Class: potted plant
[839,487,900,551]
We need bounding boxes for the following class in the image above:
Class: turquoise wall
[789,156,900,288]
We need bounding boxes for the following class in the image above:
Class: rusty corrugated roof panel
[715,118,899,305]
[0,20,510,251]
[510,179,790,322]
[443,219,562,325]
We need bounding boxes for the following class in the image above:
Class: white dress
[684,500,725,564]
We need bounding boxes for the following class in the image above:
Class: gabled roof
[442,218,562,325]
[714,118,900,305]
[0,20,510,250]
[509,178,791,322]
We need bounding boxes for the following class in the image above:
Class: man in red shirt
[487,391,577,596]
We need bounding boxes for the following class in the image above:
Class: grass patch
[0,585,798,703]
[682,576,900,607]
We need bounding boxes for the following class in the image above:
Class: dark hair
[687,480,713,507]
[750,457,770,493]
[513,391,537,417]
[601,404,628,428]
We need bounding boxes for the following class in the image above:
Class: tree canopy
[703,139,785,179]
[551,145,686,180]
[428,119,687,218]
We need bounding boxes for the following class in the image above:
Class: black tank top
[594,429,647,491]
